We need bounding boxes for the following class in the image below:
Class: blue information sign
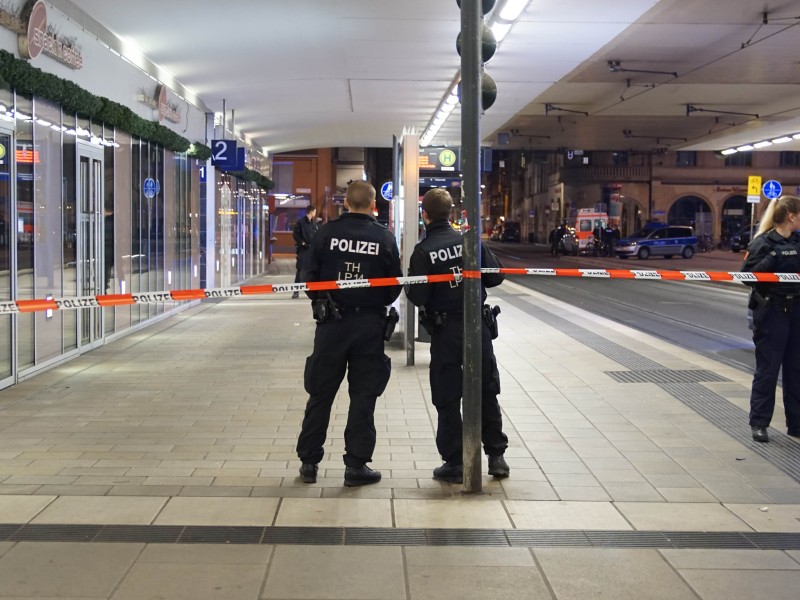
[762,179,782,199]
[143,177,156,199]
[380,181,393,201]
[210,139,238,168]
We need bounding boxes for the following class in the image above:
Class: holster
[383,307,399,341]
[748,289,766,311]
[419,308,446,335]
[311,297,341,323]
[483,304,501,339]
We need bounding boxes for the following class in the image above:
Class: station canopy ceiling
[68,0,800,155]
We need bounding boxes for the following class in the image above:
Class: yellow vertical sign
[748,175,762,196]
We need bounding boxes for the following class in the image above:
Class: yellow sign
[748,175,762,196]
[439,149,457,168]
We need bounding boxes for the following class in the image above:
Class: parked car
[500,221,521,242]
[615,224,698,259]
[731,224,756,253]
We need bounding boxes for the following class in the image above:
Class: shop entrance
[77,143,104,350]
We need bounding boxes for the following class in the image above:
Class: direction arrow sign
[747,175,762,196]
[762,179,782,199]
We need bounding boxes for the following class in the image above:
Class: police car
[615,224,698,259]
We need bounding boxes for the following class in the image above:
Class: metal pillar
[402,134,420,366]
[461,0,482,493]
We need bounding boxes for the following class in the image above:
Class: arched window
[668,195,712,236]
[721,195,748,242]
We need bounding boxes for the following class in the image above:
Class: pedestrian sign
[380,181,393,201]
[747,175,761,196]
[762,179,782,200]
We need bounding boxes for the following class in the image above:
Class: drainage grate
[345,527,426,546]
[1,523,800,549]
[585,530,671,548]
[425,528,508,546]
[506,530,591,547]
[179,526,263,544]
[605,369,730,384]
[747,532,800,550]
[95,525,183,544]
[662,531,755,549]
[263,526,344,545]
[10,524,101,542]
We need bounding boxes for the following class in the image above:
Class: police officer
[742,195,800,443]
[292,204,319,298]
[405,188,509,483]
[296,181,402,486]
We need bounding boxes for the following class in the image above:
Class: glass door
[0,129,14,387]
[77,143,103,350]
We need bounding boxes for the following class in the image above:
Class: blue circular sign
[380,181,393,201]
[155,179,161,196]
[143,178,156,199]
[763,179,782,199]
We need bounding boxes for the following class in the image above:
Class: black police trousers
[749,298,800,430]
[296,311,391,467]
[294,248,309,283]
[428,315,508,464]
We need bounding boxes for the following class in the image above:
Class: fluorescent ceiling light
[499,0,529,21]
[721,149,737,155]
[772,136,792,144]
[491,21,512,42]
[793,133,800,140]
[753,141,772,148]
[736,144,754,151]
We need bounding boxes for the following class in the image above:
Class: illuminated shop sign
[15,148,40,163]
[3,1,84,69]
[138,84,182,124]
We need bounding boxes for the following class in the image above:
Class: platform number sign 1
[211,140,238,169]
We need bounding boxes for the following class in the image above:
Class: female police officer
[743,195,800,443]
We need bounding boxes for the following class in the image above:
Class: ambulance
[569,208,608,253]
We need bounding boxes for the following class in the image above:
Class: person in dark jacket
[292,204,319,298]
[405,188,509,483]
[295,181,402,486]
[742,195,800,443]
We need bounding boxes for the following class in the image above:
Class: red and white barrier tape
[0,268,794,314]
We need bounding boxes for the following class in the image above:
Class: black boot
[433,462,463,484]
[344,465,382,487]
[488,455,510,478]
[751,426,769,443]
[299,463,318,483]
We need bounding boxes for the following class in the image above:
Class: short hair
[346,180,375,210]
[305,204,316,215]
[422,188,453,221]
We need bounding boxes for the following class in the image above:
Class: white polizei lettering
[132,292,172,303]
[527,268,556,276]
[776,273,800,282]
[632,271,661,279]
[204,288,243,298]
[0,302,19,314]
[330,238,379,255]
[429,244,463,264]
[580,269,610,278]
[449,266,462,288]
[55,297,100,309]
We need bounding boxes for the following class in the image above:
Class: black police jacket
[406,220,504,313]
[293,216,319,251]
[303,212,402,308]
[742,229,800,297]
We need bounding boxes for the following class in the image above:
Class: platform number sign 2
[211,140,238,169]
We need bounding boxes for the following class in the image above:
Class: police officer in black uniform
[296,181,402,486]
[405,188,509,483]
[292,205,319,298]
[742,195,800,443]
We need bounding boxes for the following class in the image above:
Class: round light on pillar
[456,0,496,16]
[456,22,497,63]
[457,72,497,111]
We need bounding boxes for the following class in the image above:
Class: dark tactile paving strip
[1,524,799,549]
[498,292,800,483]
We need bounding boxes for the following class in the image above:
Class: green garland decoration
[0,48,269,188]
[227,168,275,190]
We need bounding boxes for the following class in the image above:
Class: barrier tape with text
[0,268,794,314]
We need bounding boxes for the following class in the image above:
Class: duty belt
[337,305,386,316]
[766,295,796,313]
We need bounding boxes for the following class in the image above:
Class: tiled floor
[0,255,798,598]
